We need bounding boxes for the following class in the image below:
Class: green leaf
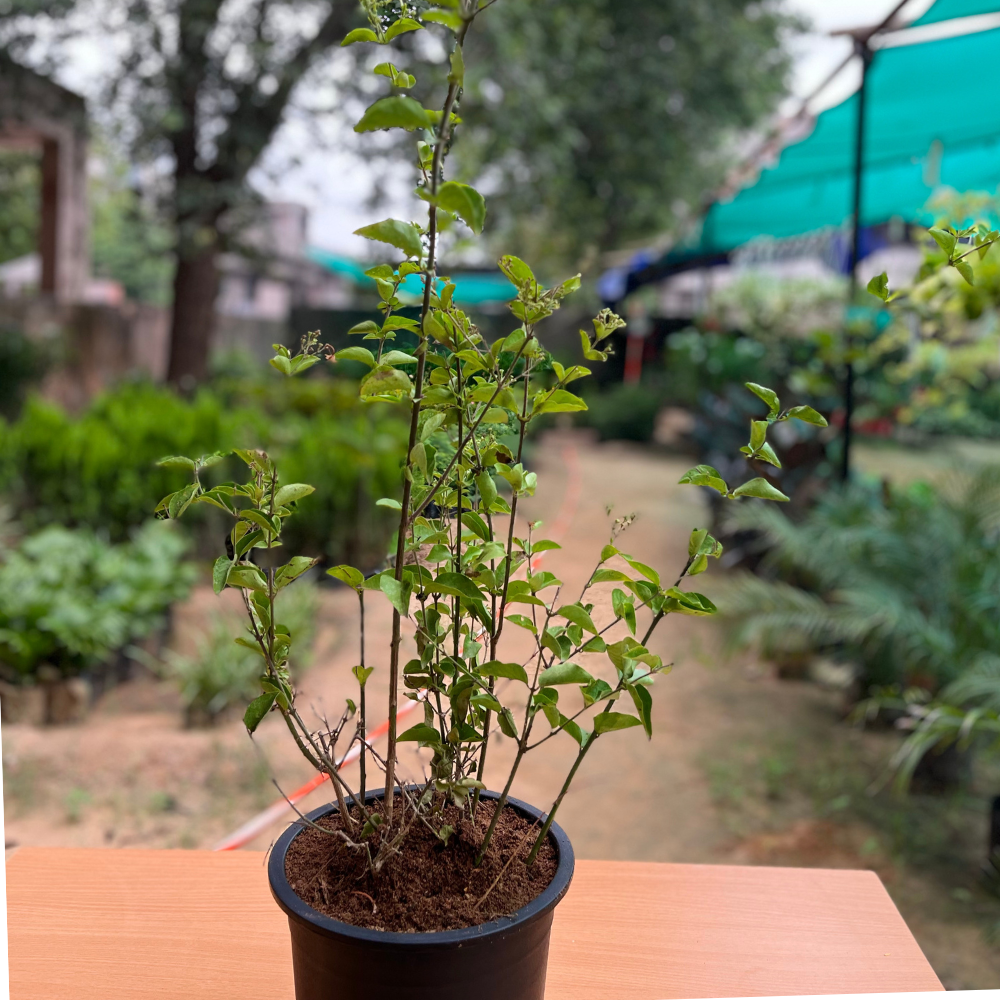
[785,405,828,427]
[269,354,292,375]
[590,568,631,584]
[244,693,276,733]
[382,350,420,366]
[434,571,485,605]
[756,442,782,469]
[348,320,380,337]
[475,470,498,508]
[929,227,957,256]
[355,96,431,133]
[273,483,315,506]
[421,8,463,30]
[628,684,653,738]
[481,660,529,684]
[336,346,377,367]
[955,259,975,286]
[398,723,442,745]
[274,556,318,590]
[581,635,607,653]
[532,389,587,415]
[498,255,536,289]
[471,692,504,713]
[538,662,594,687]
[234,637,264,656]
[556,603,598,634]
[376,497,402,510]
[531,539,561,554]
[497,707,518,738]
[328,564,365,590]
[623,558,659,586]
[505,613,537,634]
[341,27,378,45]
[663,588,717,616]
[212,556,231,595]
[354,219,423,258]
[678,465,728,494]
[505,580,546,606]
[380,575,412,616]
[227,565,268,591]
[360,364,412,400]
[688,529,707,559]
[745,382,780,415]
[157,455,196,471]
[866,272,890,302]
[167,482,199,519]
[749,419,767,452]
[731,478,789,502]
[436,181,486,235]
[461,511,490,542]
[384,17,422,40]
[593,711,642,734]
[352,665,375,687]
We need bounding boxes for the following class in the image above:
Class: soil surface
[285,797,557,931]
[5,429,1000,987]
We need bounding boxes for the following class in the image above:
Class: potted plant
[155,2,826,996]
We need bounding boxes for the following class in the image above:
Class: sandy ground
[5,430,1000,988]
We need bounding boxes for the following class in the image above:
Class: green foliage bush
[163,580,319,727]
[0,521,196,681]
[0,382,230,539]
[0,377,408,566]
[0,323,50,420]
[717,470,1000,692]
[579,381,662,442]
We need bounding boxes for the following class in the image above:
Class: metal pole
[841,39,872,482]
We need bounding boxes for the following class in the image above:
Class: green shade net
[914,0,1000,24]
[687,6,1000,258]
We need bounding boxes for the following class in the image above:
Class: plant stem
[525,734,598,866]
[358,589,366,803]
[383,38,467,821]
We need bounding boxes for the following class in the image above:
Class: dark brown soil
[283,797,558,932]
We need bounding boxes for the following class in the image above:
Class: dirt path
[4,430,1000,987]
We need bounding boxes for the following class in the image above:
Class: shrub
[0,520,196,682]
[578,381,662,442]
[163,580,319,727]
[716,470,1000,692]
[0,323,50,420]
[0,377,408,566]
[0,382,230,540]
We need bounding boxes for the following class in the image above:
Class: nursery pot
[268,789,575,1000]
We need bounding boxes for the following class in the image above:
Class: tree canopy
[452,0,797,270]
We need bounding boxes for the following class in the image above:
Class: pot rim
[268,787,575,947]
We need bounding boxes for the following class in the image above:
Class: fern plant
[718,467,1000,692]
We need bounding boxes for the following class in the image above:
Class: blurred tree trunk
[167,239,220,385]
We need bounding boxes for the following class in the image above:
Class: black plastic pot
[268,789,575,1000]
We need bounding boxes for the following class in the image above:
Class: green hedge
[0,376,408,568]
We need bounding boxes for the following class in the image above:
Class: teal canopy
[914,0,1000,23]
[684,2,1000,258]
[307,247,514,306]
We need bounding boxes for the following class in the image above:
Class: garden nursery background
[4,0,1000,988]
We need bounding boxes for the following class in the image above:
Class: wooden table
[6,848,942,999]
